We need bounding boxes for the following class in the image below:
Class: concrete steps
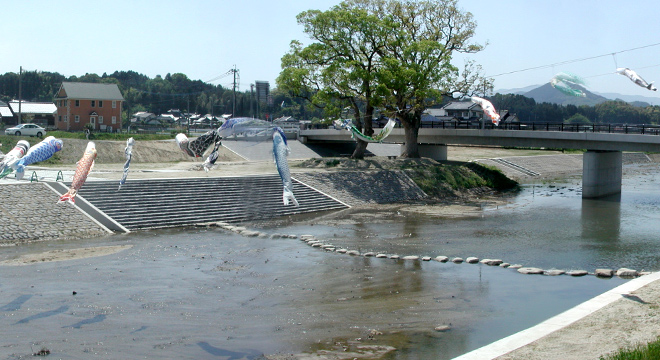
[74,176,348,231]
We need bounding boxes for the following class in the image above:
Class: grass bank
[298,157,519,199]
[400,161,519,198]
[600,337,660,359]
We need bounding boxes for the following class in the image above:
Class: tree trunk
[350,104,375,159]
[399,112,421,158]
[351,138,369,159]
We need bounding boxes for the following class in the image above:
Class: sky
[2,0,660,100]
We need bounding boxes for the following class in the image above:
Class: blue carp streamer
[12,136,63,180]
[272,127,299,207]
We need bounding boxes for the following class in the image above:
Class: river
[0,163,659,359]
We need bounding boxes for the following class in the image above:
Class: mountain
[497,84,660,106]
[495,84,543,95]
[522,83,608,106]
[591,91,660,106]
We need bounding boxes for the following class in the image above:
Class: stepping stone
[595,269,614,278]
[616,268,638,278]
[517,267,544,275]
[567,270,588,277]
[545,269,566,276]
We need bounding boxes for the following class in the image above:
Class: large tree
[278,0,491,158]
[277,1,391,158]
[372,0,492,157]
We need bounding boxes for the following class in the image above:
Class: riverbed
[1,163,659,359]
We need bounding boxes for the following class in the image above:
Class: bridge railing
[306,121,660,135]
[382,121,660,135]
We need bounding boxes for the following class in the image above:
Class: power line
[487,42,660,78]
[204,69,235,83]
[579,63,660,81]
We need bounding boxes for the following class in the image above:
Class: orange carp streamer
[58,141,97,205]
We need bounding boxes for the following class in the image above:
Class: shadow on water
[14,305,68,324]
[197,342,262,359]
[64,314,107,329]
[0,294,32,311]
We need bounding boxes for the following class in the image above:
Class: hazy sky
[3,0,659,99]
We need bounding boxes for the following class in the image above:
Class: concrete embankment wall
[0,183,111,245]
[0,170,426,244]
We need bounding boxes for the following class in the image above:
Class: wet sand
[5,145,660,359]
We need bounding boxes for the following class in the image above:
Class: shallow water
[1,164,660,359]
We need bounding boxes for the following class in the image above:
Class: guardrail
[305,122,660,136]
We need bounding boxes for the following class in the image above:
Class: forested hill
[0,70,324,121]
[490,93,660,124]
[2,70,660,125]
[524,83,609,106]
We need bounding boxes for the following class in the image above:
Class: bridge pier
[401,144,448,161]
[582,150,622,198]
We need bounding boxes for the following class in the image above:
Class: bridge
[299,123,660,198]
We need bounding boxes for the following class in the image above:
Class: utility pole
[250,84,254,118]
[230,66,239,117]
[18,66,22,124]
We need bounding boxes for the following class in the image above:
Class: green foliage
[492,93,660,125]
[63,131,170,141]
[279,0,490,158]
[324,159,340,167]
[599,337,660,360]
[566,113,591,124]
[0,70,325,123]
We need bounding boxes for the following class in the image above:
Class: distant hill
[497,84,660,106]
[523,83,609,106]
[591,91,660,106]
[496,84,542,95]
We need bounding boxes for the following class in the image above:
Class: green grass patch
[402,162,518,197]
[600,337,660,360]
[0,132,173,153]
[46,131,173,141]
[324,159,341,167]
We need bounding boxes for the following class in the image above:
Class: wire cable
[487,42,660,78]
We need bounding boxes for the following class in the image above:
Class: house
[441,101,483,120]
[0,101,13,124]
[439,101,512,124]
[54,82,125,132]
[7,101,57,127]
[193,114,220,127]
[133,112,156,123]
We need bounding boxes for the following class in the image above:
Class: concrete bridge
[300,123,660,198]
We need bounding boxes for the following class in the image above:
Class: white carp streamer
[471,96,501,126]
[616,67,657,91]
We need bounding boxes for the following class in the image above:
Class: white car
[4,124,47,137]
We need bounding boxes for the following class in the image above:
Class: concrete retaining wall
[0,170,427,244]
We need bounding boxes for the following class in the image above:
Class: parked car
[4,124,47,137]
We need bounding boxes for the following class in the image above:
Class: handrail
[304,121,660,136]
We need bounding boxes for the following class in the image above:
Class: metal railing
[308,121,660,136]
